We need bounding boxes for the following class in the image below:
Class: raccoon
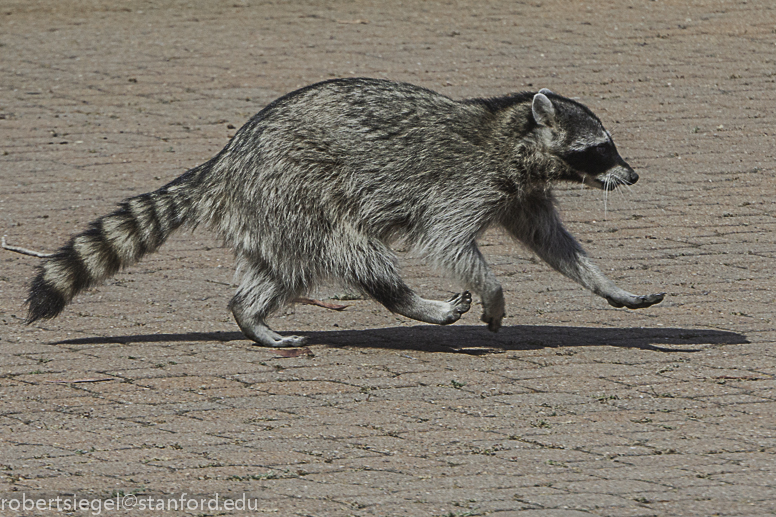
[26,78,664,347]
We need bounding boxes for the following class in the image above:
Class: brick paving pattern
[1,1,775,515]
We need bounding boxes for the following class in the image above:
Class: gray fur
[26,78,664,346]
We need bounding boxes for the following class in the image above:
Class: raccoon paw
[240,325,308,347]
[445,291,472,322]
[607,292,665,309]
[481,312,504,333]
[271,335,308,348]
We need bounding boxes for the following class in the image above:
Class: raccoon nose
[618,157,638,185]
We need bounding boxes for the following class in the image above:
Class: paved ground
[1,0,775,515]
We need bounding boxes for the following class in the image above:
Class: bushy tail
[26,165,207,323]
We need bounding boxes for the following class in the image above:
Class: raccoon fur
[26,78,664,347]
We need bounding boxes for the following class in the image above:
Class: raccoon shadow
[304,325,747,354]
[55,325,748,354]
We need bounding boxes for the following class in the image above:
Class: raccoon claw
[607,292,665,309]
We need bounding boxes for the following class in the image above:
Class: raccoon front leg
[502,196,665,309]
[228,266,307,347]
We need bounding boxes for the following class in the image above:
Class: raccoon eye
[595,143,611,157]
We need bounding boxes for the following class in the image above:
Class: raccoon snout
[620,168,638,185]
[599,166,638,190]
[616,159,638,185]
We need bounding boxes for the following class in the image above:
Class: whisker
[616,183,629,207]
[617,179,634,209]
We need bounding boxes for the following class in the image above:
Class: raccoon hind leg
[229,263,307,347]
[345,239,472,325]
[435,241,505,333]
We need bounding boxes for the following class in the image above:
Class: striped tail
[26,166,205,323]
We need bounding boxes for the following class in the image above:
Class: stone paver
[1,0,775,515]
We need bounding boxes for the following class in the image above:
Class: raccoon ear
[532,93,556,127]
[539,88,554,96]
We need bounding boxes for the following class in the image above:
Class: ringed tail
[25,164,207,323]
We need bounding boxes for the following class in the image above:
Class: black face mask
[560,142,620,176]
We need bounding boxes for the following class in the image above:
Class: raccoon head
[532,89,638,191]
